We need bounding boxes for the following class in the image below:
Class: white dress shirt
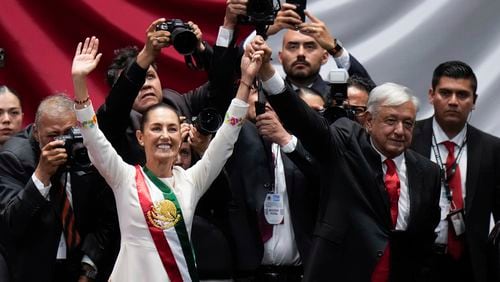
[430,118,467,244]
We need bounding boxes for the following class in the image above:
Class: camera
[322,69,356,124]
[286,0,306,22]
[156,19,198,55]
[54,127,92,171]
[238,0,281,36]
[185,108,223,136]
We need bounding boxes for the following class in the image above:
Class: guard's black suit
[411,117,500,282]
[266,86,441,282]
[0,125,119,282]
[224,122,319,274]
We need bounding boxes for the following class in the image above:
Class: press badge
[448,209,465,236]
[264,193,284,225]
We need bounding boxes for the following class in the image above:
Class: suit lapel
[412,118,434,158]
[464,125,480,214]
[405,151,424,230]
[360,135,392,227]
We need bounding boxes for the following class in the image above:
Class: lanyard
[431,133,466,203]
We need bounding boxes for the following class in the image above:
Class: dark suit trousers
[428,252,474,282]
[0,252,9,282]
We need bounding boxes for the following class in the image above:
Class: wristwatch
[328,38,343,56]
[81,263,98,280]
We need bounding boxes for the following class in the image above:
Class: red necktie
[58,175,81,252]
[384,159,400,228]
[372,159,400,282]
[443,141,464,260]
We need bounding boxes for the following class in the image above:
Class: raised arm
[187,38,265,196]
[254,37,334,161]
[71,37,133,189]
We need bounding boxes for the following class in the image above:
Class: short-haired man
[253,38,441,281]
[345,74,376,126]
[0,86,23,148]
[411,61,500,282]
[270,6,372,99]
[0,94,119,282]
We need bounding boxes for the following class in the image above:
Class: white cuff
[261,71,286,95]
[216,26,234,48]
[333,48,351,70]
[82,255,98,271]
[281,135,298,153]
[31,173,51,199]
[243,30,257,51]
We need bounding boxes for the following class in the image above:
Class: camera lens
[171,28,198,55]
[193,108,222,135]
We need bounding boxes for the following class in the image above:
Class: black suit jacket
[411,117,500,282]
[224,122,319,273]
[267,87,441,282]
[0,125,119,282]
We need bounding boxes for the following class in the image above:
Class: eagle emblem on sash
[147,199,181,230]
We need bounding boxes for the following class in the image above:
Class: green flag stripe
[143,167,199,282]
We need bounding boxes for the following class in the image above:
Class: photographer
[97,18,216,166]
[0,94,119,282]
[240,2,373,100]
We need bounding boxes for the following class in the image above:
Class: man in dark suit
[253,37,441,281]
[0,95,119,282]
[410,61,500,282]
[223,84,319,280]
[268,7,373,102]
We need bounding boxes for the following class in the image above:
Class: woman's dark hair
[139,103,180,131]
[0,85,22,107]
[106,46,158,87]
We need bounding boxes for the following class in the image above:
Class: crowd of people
[1,1,499,282]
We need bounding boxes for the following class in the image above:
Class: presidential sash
[135,165,199,282]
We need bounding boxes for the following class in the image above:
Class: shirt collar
[432,117,467,146]
[369,137,405,170]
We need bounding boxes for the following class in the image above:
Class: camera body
[54,127,92,171]
[184,108,222,136]
[156,19,197,55]
[286,0,306,22]
[322,69,356,124]
[238,0,281,36]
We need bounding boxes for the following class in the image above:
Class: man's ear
[278,51,283,64]
[136,130,144,146]
[364,111,373,132]
[321,50,329,65]
[33,124,40,143]
[473,93,478,105]
[428,87,435,105]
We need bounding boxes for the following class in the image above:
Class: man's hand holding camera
[267,3,303,36]
[34,140,68,186]
[137,18,170,69]
[225,0,248,29]
[298,11,342,57]
[188,21,206,53]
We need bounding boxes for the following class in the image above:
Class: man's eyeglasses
[344,105,367,116]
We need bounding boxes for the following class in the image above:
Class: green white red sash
[135,165,199,282]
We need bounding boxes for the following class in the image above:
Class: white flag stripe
[165,228,192,282]
[143,169,192,281]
